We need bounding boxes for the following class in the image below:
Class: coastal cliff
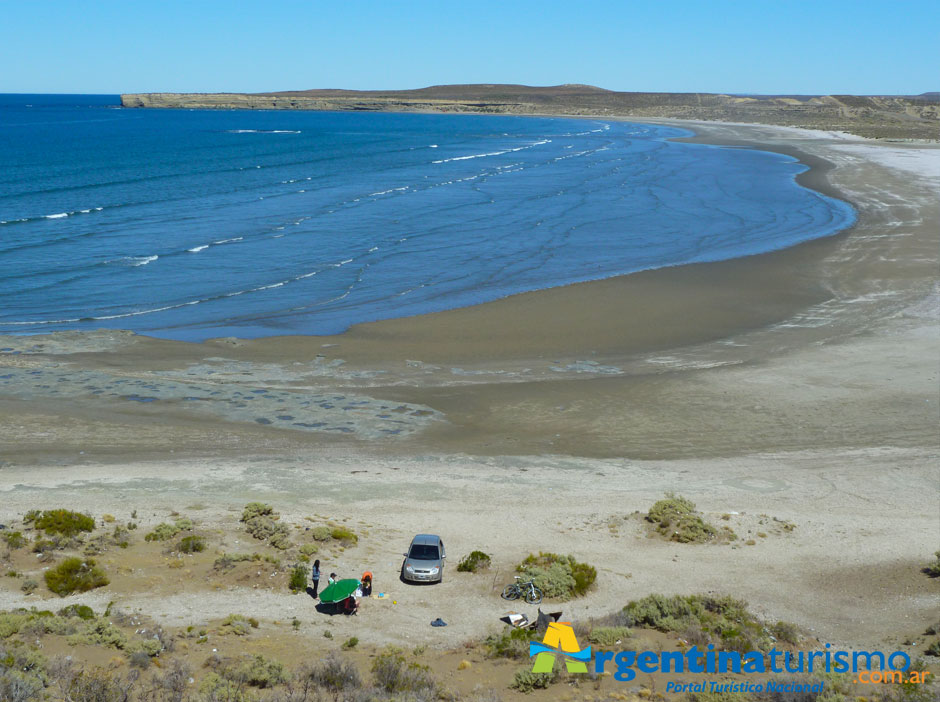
[120,84,940,139]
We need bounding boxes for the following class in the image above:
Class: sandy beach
[1,120,937,693]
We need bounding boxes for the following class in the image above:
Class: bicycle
[500,576,543,605]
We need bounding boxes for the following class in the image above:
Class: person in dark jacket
[311,560,321,598]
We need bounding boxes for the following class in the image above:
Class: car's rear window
[409,544,440,560]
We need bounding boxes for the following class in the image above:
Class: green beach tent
[318,578,360,603]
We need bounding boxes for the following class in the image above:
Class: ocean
[0,94,855,341]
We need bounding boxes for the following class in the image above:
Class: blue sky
[2,0,936,95]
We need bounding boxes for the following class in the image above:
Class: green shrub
[588,626,632,647]
[60,669,134,702]
[484,626,532,659]
[44,558,109,596]
[299,543,319,556]
[624,594,772,653]
[330,526,358,545]
[126,638,163,658]
[59,604,95,620]
[144,523,180,542]
[924,551,940,578]
[517,552,597,599]
[457,550,492,573]
[177,535,205,553]
[221,614,257,636]
[21,579,38,594]
[926,639,940,657]
[199,673,250,701]
[1,531,26,550]
[34,509,95,537]
[241,503,274,522]
[23,510,40,524]
[289,565,307,593]
[310,526,332,541]
[242,503,291,549]
[66,618,127,649]
[770,620,802,644]
[269,529,291,551]
[228,654,289,688]
[646,494,720,543]
[32,537,59,554]
[371,646,436,695]
[511,668,559,692]
[342,636,359,650]
[0,612,28,638]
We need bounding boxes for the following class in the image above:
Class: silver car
[401,534,446,583]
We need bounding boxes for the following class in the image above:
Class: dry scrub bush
[44,557,109,596]
[516,552,596,599]
[371,646,437,696]
[646,493,726,543]
[33,509,95,538]
[456,551,491,573]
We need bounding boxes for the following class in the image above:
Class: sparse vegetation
[1,531,25,550]
[646,493,727,543]
[624,593,774,653]
[226,654,290,688]
[511,667,559,692]
[330,526,358,545]
[371,645,437,696]
[588,626,632,647]
[310,526,332,541]
[770,619,803,644]
[34,509,96,537]
[213,552,262,571]
[66,618,127,648]
[241,502,292,550]
[924,551,940,578]
[299,543,319,556]
[457,550,492,573]
[342,636,359,650]
[44,557,109,596]
[20,579,38,594]
[220,613,259,636]
[926,639,940,657]
[289,564,308,593]
[484,626,533,659]
[516,552,596,599]
[144,521,183,542]
[176,535,205,553]
[308,652,361,694]
[59,604,95,620]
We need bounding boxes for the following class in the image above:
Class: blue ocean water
[0,94,855,341]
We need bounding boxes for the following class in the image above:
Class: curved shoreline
[2,119,932,373]
[1,118,936,459]
[1,116,853,348]
[216,119,863,366]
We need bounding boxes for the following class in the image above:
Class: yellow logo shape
[529,622,591,674]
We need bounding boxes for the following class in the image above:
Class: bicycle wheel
[524,586,543,605]
[501,584,520,600]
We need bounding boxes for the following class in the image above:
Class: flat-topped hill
[121,84,940,139]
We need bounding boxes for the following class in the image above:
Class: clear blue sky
[2,0,936,95]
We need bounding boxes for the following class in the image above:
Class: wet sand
[1,120,935,460]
